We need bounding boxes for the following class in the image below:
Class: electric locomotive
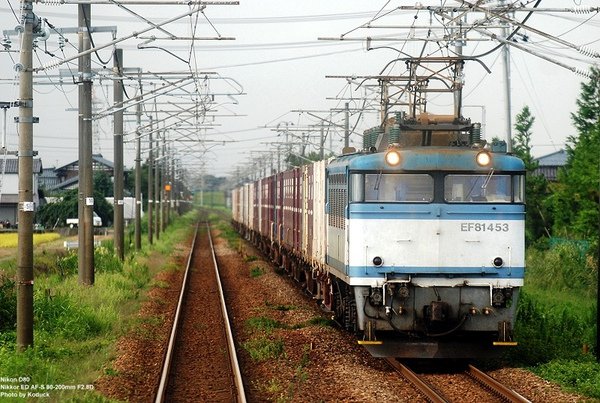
[326,113,525,357]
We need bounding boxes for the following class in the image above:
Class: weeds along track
[155,222,245,403]
[386,359,531,403]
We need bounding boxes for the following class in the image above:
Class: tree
[570,66,600,138]
[512,105,550,243]
[513,106,535,170]
[35,189,78,228]
[550,125,599,239]
[549,68,600,240]
[94,171,113,197]
[35,173,115,228]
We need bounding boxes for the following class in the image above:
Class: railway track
[385,359,531,403]
[155,222,246,403]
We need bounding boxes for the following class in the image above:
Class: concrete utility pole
[453,12,465,119]
[319,122,324,159]
[147,123,153,245]
[344,102,350,150]
[16,0,35,350]
[161,134,166,233]
[78,3,94,285]
[113,48,124,261]
[501,0,513,152]
[134,82,142,250]
[168,146,173,225]
[154,132,160,240]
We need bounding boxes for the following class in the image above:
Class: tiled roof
[0,158,43,174]
[534,149,567,167]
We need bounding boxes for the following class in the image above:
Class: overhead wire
[510,51,558,152]
[80,4,113,66]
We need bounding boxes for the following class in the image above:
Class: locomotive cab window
[352,173,433,202]
[444,174,523,203]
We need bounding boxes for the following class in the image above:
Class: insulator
[388,112,402,144]
[41,59,61,71]
[470,122,482,144]
[362,129,372,150]
[389,126,400,144]
[578,46,600,59]
[573,7,593,14]
[574,68,593,79]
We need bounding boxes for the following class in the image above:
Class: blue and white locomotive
[232,112,525,358]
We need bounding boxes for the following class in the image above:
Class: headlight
[476,151,492,167]
[385,149,401,166]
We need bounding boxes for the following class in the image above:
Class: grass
[0,209,197,401]
[250,266,265,278]
[246,316,286,334]
[532,358,600,399]
[243,336,285,361]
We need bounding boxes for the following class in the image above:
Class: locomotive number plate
[460,222,509,232]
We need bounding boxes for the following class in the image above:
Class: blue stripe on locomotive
[345,265,525,278]
[327,147,525,172]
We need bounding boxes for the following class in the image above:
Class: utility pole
[147,121,153,245]
[501,0,513,151]
[344,102,350,150]
[16,0,35,350]
[134,81,142,250]
[78,3,94,285]
[319,121,324,159]
[161,134,166,232]
[113,48,124,261]
[168,145,173,224]
[154,132,160,240]
[453,11,465,119]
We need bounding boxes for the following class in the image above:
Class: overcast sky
[1,1,599,179]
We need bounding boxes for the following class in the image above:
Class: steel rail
[154,222,199,403]
[207,222,247,403]
[385,359,447,403]
[467,365,531,403]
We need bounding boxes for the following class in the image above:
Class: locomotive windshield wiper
[482,168,495,191]
[374,170,383,191]
[465,169,494,200]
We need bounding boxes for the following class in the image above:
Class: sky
[1,0,599,183]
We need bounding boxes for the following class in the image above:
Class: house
[47,154,115,192]
[0,158,43,224]
[39,167,61,190]
[534,149,568,181]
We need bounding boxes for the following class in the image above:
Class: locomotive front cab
[328,147,526,357]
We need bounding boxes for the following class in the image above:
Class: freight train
[231,112,525,358]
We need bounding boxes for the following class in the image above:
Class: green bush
[511,239,599,401]
[513,290,596,364]
[94,246,124,274]
[57,252,78,277]
[34,292,110,340]
[525,241,596,297]
[0,278,16,332]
